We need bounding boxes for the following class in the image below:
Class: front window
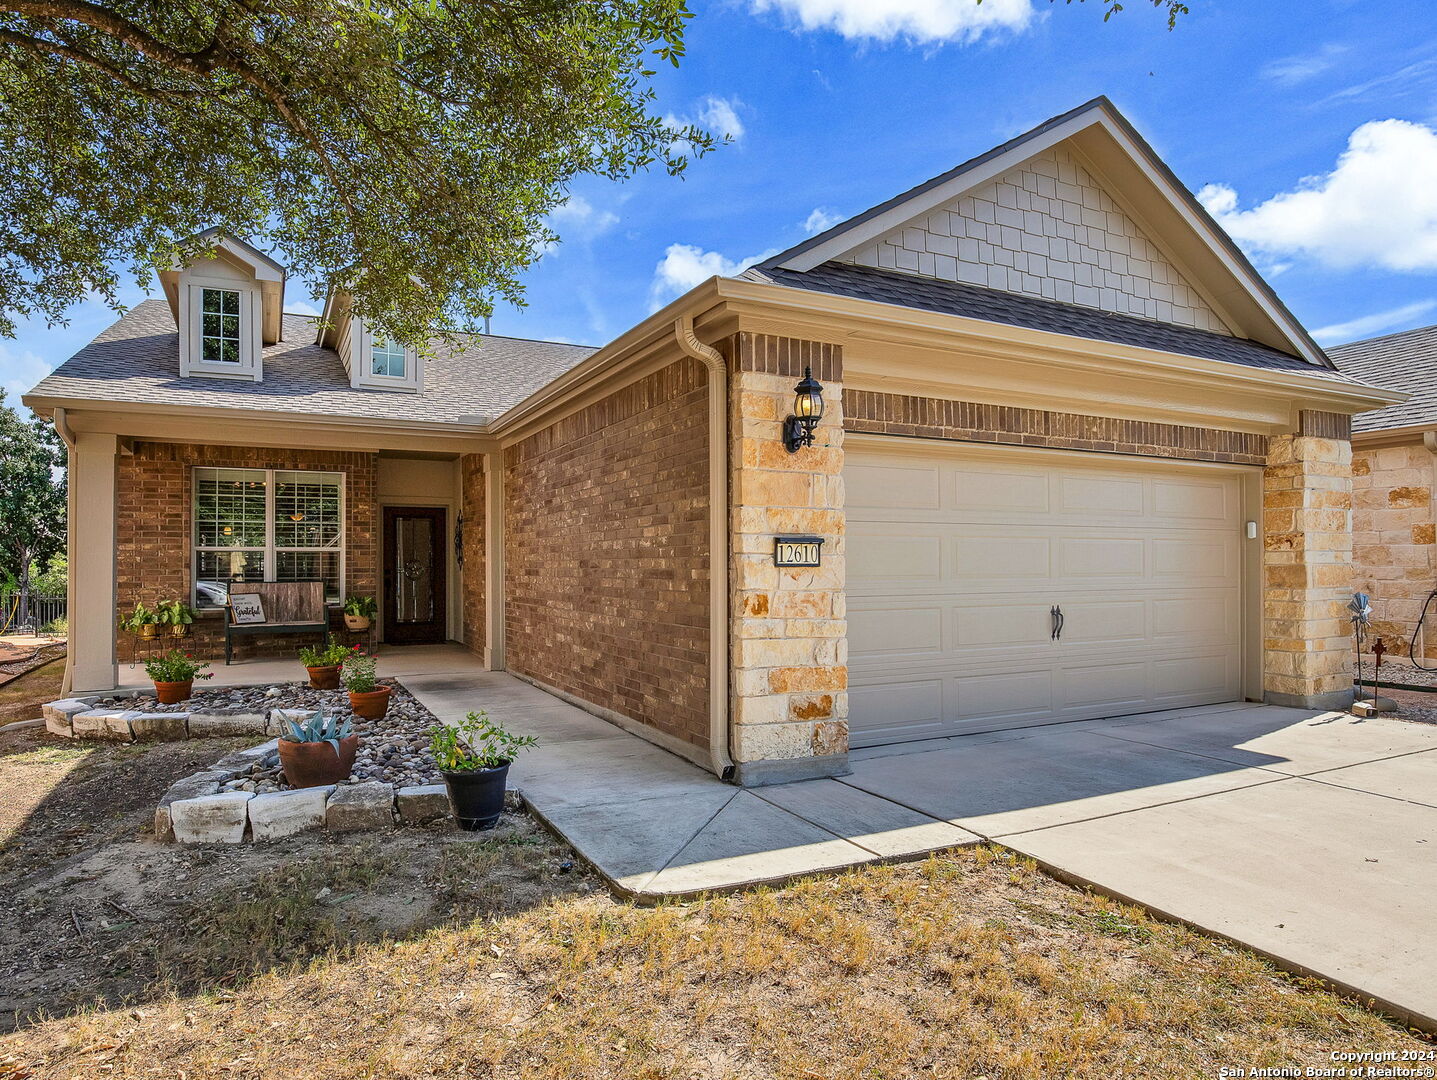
[371,336,406,378]
[200,288,242,364]
[193,467,343,608]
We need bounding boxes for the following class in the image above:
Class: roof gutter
[674,316,734,781]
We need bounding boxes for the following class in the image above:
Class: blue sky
[6,0,1437,412]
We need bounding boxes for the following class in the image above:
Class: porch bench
[224,580,329,664]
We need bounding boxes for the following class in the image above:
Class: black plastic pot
[442,761,511,830]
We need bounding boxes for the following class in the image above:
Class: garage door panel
[845,461,941,510]
[848,605,944,656]
[953,467,1050,514]
[1057,475,1145,517]
[846,441,1248,747]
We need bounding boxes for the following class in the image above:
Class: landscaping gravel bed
[101,680,443,792]
[1360,658,1437,690]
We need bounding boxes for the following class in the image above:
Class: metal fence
[0,591,67,635]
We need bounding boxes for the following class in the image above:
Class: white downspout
[675,317,735,780]
[53,407,77,697]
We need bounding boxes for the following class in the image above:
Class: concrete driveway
[844,701,1437,1030]
[401,667,1437,1032]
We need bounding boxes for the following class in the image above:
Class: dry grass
[0,726,1427,1079]
[3,844,1426,1080]
[0,658,65,725]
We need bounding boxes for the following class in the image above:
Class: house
[24,97,1400,785]
[1329,325,1437,663]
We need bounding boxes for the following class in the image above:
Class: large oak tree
[0,0,714,343]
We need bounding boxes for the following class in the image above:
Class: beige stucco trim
[1352,425,1435,448]
[68,430,119,693]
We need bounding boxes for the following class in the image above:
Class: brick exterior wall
[844,389,1268,464]
[115,442,378,663]
[503,358,711,751]
[460,453,486,659]
[725,333,849,776]
[1352,439,1437,661]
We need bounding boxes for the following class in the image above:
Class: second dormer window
[371,336,406,378]
[201,288,242,364]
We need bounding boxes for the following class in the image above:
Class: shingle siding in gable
[843,147,1232,335]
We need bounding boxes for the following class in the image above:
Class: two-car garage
[844,438,1256,748]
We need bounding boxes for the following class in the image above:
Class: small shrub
[429,711,537,771]
[341,652,379,693]
[298,635,352,668]
[142,650,213,684]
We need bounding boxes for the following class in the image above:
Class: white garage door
[846,439,1246,747]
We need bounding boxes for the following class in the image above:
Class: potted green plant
[428,711,537,830]
[143,649,213,704]
[341,650,390,719]
[277,707,358,788]
[342,595,377,632]
[298,635,350,690]
[156,599,197,638]
[119,601,159,641]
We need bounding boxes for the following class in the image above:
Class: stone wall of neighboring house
[503,357,712,754]
[1352,439,1437,662]
[115,442,378,664]
[723,332,848,783]
[460,453,486,660]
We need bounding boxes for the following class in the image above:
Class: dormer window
[201,288,242,364]
[371,336,407,378]
[160,229,286,382]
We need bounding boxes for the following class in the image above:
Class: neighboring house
[24,97,1399,785]
[1330,326,1437,662]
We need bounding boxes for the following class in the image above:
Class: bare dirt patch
[0,658,65,725]
[0,727,1428,1079]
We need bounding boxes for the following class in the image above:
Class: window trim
[349,321,421,393]
[370,335,407,379]
[180,276,262,381]
[191,466,346,609]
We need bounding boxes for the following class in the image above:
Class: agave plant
[280,707,353,752]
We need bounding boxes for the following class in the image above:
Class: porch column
[70,431,119,692]
[1262,412,1354,710]
[728,333,848,785]
[484,449,505,671]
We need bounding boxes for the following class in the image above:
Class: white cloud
[1261,44,1347,86]
[803,207,843,234]
[0,341,58,414]
[750,0,1035,44]
[533,194,621,257]
[1199,119,1437,272]
[667,96,747,144]
[649,243,779,310]
[1312,300,1437,345]
[285,298,322,316]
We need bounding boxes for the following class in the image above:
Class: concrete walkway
[400,669,1437,1030]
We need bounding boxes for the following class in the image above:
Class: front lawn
[0,724,1426,1080]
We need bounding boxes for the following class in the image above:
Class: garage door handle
[1051,605,1065,641]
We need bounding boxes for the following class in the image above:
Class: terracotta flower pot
[343,614,371,631]
[137,624,158,641]
[152,679,193,705]
[306,664,342,690]
[348,685,391,720]
[278,733,360,788]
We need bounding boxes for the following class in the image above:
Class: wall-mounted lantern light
[782,366,825,453]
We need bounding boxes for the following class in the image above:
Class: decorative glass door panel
[382,507,447,644]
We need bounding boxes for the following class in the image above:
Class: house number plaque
[774,535,824,568]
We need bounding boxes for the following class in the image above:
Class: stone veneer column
[726,334,848,785]
[1263,417,1354,710]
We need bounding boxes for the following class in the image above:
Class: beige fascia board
[713,277,1403,420]
[32,398,497,455]
[1352,425,1435,448]
[487,279,729,443]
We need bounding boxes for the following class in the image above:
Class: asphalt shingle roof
[1329,323,1437,434]
[26,299,596,426]
[746,261,1352,382]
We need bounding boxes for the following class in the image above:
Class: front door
[382,506,447,645]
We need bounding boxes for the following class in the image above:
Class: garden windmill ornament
[1349,592,1396,717]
